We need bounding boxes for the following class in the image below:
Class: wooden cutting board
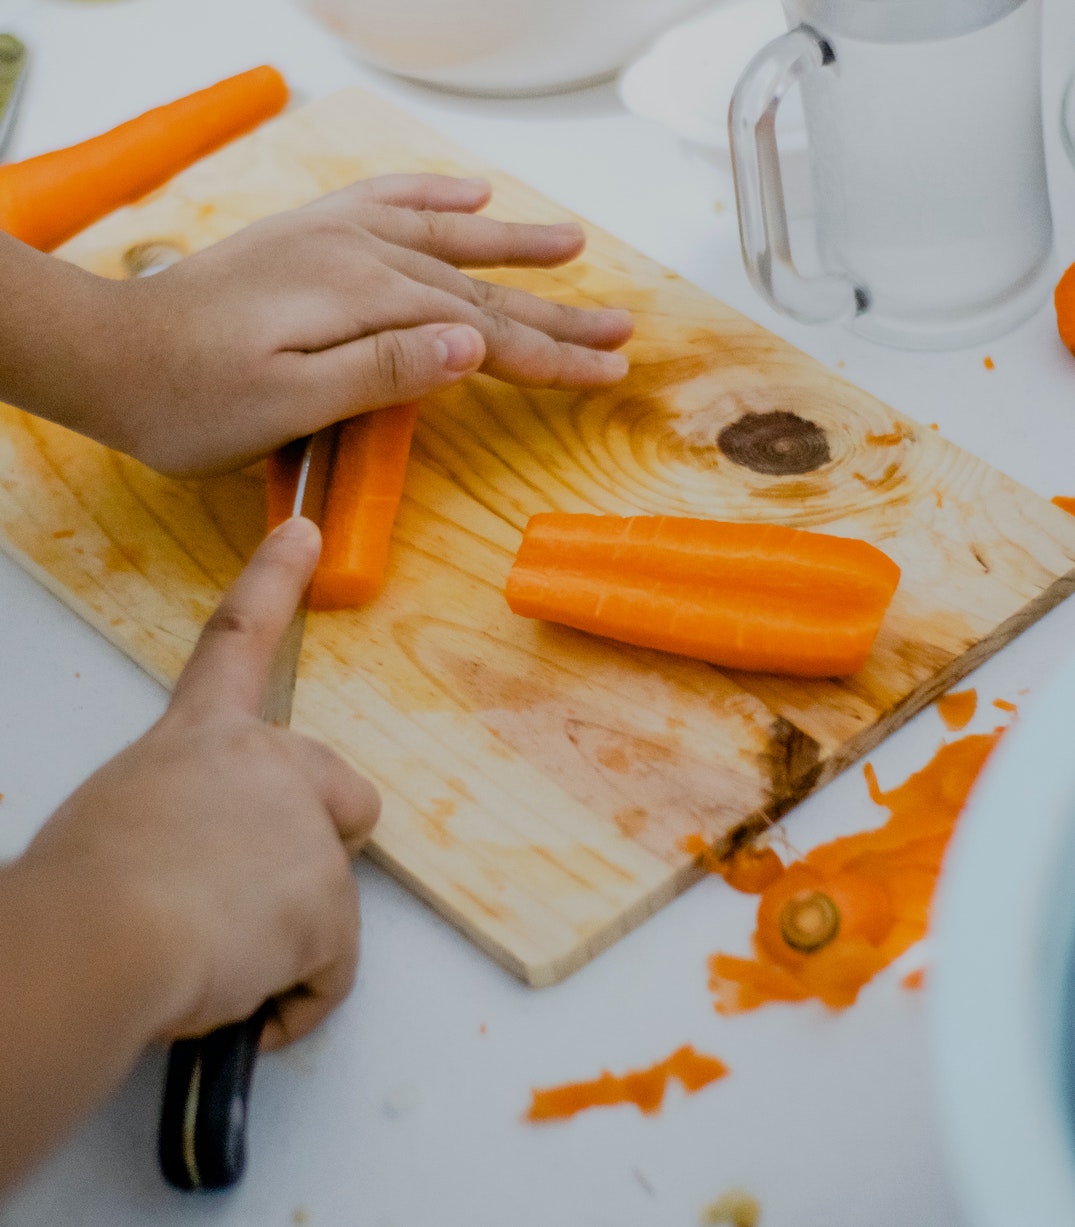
[3,86,1075,986]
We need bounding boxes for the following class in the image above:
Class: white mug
[729,0,1054,350]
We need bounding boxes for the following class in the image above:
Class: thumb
[313,322,485,411]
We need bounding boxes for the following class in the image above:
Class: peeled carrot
[505,515,900,678]
[266,403,420,610]
[0,65,288,251]
[1055,262,1075,356]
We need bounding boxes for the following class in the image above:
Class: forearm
[0,856,185,1192]
[0,231,133,450]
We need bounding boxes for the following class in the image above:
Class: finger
[287,732,382,852]
[363,206,588,270]
[311,174,492,216]
[169,517,322,720]
[377,240,634,347]
[289,321,486,416]
[262,893,361,1050]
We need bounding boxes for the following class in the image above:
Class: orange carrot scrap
[936,687,977,731]
[709,730,1003,1012]
[680,833,784,894]
[983,356,995,371]
[1055,262,1075,356]
[0,65,288,252]
[1052,496,1075,516]
[526,1044,729,1122]
[267,403,419,610]
[900,967,926,992]
[992,697,1017,713]
[506,515,900,678]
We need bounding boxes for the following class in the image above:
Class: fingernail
[551,222,584,239]
[434,324,484,372]
[598,351,630,377]
[272,515,320,542]
[462,176,489,188]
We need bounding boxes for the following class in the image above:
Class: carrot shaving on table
[679,833,785,894]
[1052,496,1075,516]
[993,697,1018,713]
[983,356,995,371]
[708,730,1004,1013]
[936,687,976,731]
[900,967,926,992]
[525,1044,729,1122]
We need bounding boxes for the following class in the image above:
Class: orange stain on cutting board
[526,1044,729,1121]
[708,728,1004,1012]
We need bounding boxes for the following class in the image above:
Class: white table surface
[2,1,1075,1224]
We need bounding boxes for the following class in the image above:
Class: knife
[158,426,338,1191]
[0,33,28,162]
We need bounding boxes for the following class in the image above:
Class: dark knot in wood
[717,410,831,475]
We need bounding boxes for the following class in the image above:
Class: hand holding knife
[158,426,339,1191]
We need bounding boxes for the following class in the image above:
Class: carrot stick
[0,64,289,251]
[504,514,901,678]
[266,403,420,610]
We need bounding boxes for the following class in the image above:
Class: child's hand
[24,173,634,475]
[15,516,380,1051]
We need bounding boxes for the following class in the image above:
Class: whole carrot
[266,403,420,611]
[0,64,289,251]
[504,514,901,677]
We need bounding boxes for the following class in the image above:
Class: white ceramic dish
[295,0,717,96]
[930,654,1075,1225]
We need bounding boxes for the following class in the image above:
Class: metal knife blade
[260,428,337,726]
[158,427,338,1192]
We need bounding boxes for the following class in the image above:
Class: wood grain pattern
[3,87,1075,984]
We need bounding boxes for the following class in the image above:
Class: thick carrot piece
[266,403,420,610]
[0,65,288,251]
[505,515,900,678]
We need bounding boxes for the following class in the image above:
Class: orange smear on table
[708,730,1003,1013]
[680,833,785,894]
[937,687,977,731]
[526,1044,729,1122]
[1052,496,1075,516]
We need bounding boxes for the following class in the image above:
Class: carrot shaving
[900,967,926,991]
[936,687,976,731]
[1052,496,1075,516]
[983,356,995,371]
[992,697,1018,713]
[267,403,419,610]
[709,730,1004,1012]
[1055,262,1075,357]
[0,66,288,252]
[680,833,784,894]
[505,515,900,678]
[525,1044,729,1122]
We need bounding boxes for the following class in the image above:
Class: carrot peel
[505,514,900,677]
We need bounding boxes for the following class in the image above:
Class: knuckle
[372,329,412,390]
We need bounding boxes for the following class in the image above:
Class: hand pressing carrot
[0,173,633,476]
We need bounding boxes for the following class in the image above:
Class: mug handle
[729,25,866,324]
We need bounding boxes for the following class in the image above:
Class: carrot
[936,687,977,731]
[1055,262,1075,356]
[504,515,900,678]
[0,65,288,251]
[266,403,420,610]
[525,1044,728,1122]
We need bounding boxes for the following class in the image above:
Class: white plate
[931,654,1075,1226]
[617,0,805,151]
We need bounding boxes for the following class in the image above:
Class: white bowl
[296,0,717,96]
[931,654,1075,1225]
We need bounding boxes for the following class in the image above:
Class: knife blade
[158,426,339,1191]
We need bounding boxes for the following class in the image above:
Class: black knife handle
[158,1004,271,1190]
